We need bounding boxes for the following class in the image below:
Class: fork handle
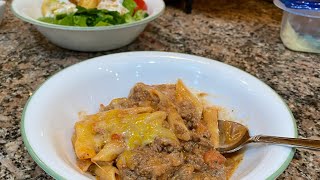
[250,135,320,150]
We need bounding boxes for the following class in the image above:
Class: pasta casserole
[72,79,242,180]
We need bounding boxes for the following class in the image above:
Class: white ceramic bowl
[11,0,165,51]
[22,52,297,180]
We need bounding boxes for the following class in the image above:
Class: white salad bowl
[11,0,165,51]
[22,52,297,180]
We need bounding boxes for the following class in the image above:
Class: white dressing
[97,0,129,15]
[42,0,77,17]
[53,2,77,16]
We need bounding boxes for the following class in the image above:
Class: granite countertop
[0,0,319,179]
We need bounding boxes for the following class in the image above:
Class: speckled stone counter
[0,0,319,179]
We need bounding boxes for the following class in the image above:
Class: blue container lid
[280,0,320,10]
[274,0,320,18]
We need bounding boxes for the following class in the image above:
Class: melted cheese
[90,110,178,149]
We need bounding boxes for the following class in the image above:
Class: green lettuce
[122,0,137,16]
[133,10,148,21]
[38,1,148,27]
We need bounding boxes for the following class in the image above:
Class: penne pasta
[203,107,220,148]
[92,141,125,162]
[74,120,97,159]
[168,110,191,141]
[143,111,167,126]
[176,79,203,125]
[72,80,242,179]
[195,121,209,136]
[121,106,154,115]
[94,165,120,180]
[77,158,92,172]
[150,89,191,141]
[116,150,136,170]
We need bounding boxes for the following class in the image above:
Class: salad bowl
[11,0,165,51]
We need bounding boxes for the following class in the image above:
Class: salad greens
[38,0,148,27]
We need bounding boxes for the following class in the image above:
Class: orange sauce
[220,121,246,179]
[225,150,244,179]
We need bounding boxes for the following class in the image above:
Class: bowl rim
[11,0,165,31]
[21,51,298,180]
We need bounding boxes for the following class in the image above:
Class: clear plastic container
[274,0,320,53]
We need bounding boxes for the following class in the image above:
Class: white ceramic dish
[11,0,165,51]
[0,0,5,25]
[22,51,297,180]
